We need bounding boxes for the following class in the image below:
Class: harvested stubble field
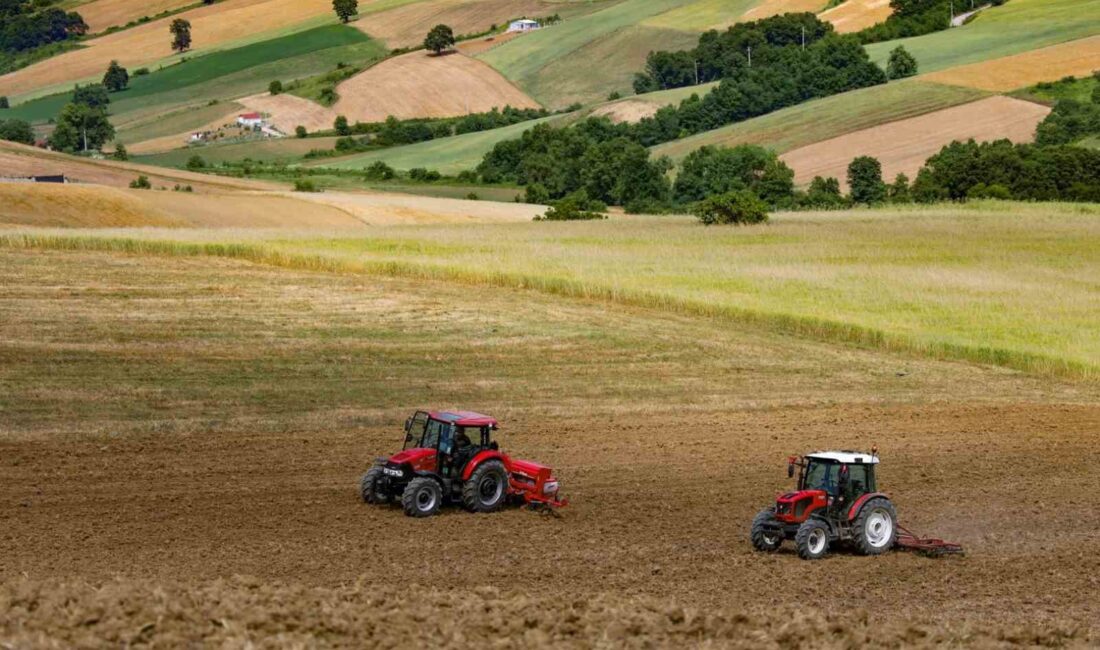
[76,0,196,34]
[0,0,337,100]
[1,246,1098,647]
[779,95,1051,188]
[922,35,1100,92]
[819,0,893,34]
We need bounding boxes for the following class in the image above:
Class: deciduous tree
[424,24,455,55]
[847,155,887,204]
[102,60,129,92]
[170,18,191,53]
[332,0,358,24]
[886,46,917,79]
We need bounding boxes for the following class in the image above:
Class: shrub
[111,143,128,161]
[129,175,151,189]
[465,192,479,200]
[0,96,7,109]
[967,183,1012,200]
[364,161,395,180]
[408,167,441,182]
[692,190,769,225]
[293,179,320,192]
[295,125,307,138]
[269,80,283,95]
[186,154,206,170]
[534,195,607,221]
[886,46,918,80]
[607,91,621,101]
[133,67,149,76]
[334,115,350,136]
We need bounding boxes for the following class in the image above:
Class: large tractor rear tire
[462,460,508,513]
[750,509,783,552]
[795,518,830,560]
[852,497,897,555]
[402,477,442,518]
[359,466,388,504]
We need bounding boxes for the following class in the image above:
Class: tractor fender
[461,450,508,481]
[847,492,891,521]
[411,470,445,487]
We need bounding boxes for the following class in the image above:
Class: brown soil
[332,51,541,123]
[237,92,337,133]
[741,0,830,22]
[820,0,894,33]
[1,248,1098,646]
[456,30,523,56]
[589,98,662,123]
[77,0,196,34]
[923,35,1100,91]
[780,96,1050,188]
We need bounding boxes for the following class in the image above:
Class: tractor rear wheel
[852,497,897,555]
[750,509,783,552]
[359,466,388,504]
[795,518,830,560]
[401,477,442,517]
[462,460,508,513]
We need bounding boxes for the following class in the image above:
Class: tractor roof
[428,411,497,427]
[807,451,879,464]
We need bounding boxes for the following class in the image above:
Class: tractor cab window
[455,426,486,450]
[421,418,449,451]
[845,463,872,497]
[803,460,841,494]
[403,412,429,449]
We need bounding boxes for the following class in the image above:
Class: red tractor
[359,410,567,517]
[751,450,898,560]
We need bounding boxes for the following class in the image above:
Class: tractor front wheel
[462,460,508,513]
[795,518,830,560]
[359,466,388,504]
[852,497,897,555]
[750,509,783,552]
[401,477,442,517]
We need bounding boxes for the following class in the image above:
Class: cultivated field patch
[0,0,336,100]
[238,92,336,133]
[819,0,892,33]
[779,95,1050,187]
[639,0,759,31]
[651,80,986,162]
[352,0,573,49]
[864,0,1100,75]
[332,51,541,123]
[0,247,1097,645]
[77,0,196,34]
[923,34,1100,92]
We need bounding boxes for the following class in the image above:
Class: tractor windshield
[404,412,429,449]
[802,460,841,494]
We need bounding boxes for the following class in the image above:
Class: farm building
[508,19,540,33]
[237,112,265,128]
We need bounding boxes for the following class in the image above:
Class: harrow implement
[896,525,964,556]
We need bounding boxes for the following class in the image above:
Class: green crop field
[114,101,244,148]
[522,25,701,108]
[865,0,1100,74]
[651,80,988,161]
[1,25,385,125]
[316,114,571,174]
[5,202,1097,379]
[478,0,701,97]
[641,0,761,31]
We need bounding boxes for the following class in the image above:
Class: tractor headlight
[383,467,404,477]
[543,480,559,495]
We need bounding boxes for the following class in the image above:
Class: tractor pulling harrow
[750,449,963,559]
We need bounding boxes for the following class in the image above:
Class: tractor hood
[388,447,437,471]
[777,489,826,503]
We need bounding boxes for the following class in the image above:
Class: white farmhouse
[507,19,540,33]
[237,112,264,128]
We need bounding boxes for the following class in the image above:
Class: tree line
[856,0,1008,44]
[0,0,86,54]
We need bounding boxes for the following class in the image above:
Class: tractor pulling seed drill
[359,410,566,517]
[751,449,963,559]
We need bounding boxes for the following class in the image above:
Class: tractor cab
[360,410,566,517]
[793,451,878,503]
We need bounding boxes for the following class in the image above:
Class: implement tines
[896,525,964,557]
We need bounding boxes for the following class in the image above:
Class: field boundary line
[1,232,1093,382]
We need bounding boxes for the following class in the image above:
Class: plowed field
[1,246,1098,647]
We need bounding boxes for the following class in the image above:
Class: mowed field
[923,35,1100,92]
[819,0,893,34]
[332,52,542,123]
[779,95,1051,188]
[651,80,987,162]
[1,232,1098,645]
[0,0,338,100]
